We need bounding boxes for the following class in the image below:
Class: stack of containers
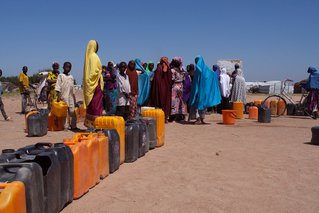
[0,110,166,213]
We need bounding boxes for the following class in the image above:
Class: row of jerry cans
[0,109,165,213]
[93,109,165,163]
[0,143,74,213]
[0,131,118,213]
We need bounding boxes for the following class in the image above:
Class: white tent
[246,81,294,94]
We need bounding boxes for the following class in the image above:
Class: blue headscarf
[189,56,221,110]
[303,67,319,90]
[135,59,151,105]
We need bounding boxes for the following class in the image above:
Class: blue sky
[1,0,318,83]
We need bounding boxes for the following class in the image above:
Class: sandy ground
[0,93,319,213]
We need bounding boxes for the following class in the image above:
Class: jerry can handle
[35,143,53,149]
[0,183,9,188]
[2,149,15,154]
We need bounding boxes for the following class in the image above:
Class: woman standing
[189,56,221,124]
[219,68,231,110]
[83,40,104,128]
[170,57,187,122]
[126,60,138,120]
[230,66,246,104]
[136,59,150,107]
[150,57,173,123]
[47,62,60,109]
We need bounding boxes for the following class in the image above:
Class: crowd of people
[0,39,248,129]
[82,40,247,128]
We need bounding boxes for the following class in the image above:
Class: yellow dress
[47,71,59,105]
[83,40,104,128]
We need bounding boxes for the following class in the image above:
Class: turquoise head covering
[189,55,221,110]
[135,58,151,105]
[135,59,146,72]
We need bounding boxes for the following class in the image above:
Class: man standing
[0,69,11,120]
[19,66,31,114]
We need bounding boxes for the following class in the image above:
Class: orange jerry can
[277,100,286,115]
[0,181,27,213]
[72,133,100,188]
[249,106,258,120]
[94,116,126,164]
[51,101,68,117]
[95,132,109,179]
[63,138,90,199]
[270,100,278,115]
[232,101,244,119]
[86,132,109,179]
[48,113,64,131]
[142,109,165,147]
[254,100,263,105]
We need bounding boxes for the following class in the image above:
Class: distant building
[217,59,243,74]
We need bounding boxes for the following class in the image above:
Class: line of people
[11,40,246,129]
[83,40,247,127]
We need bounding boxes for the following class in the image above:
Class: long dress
[230,69,246,103]
[189,56,221,119]
[150,63,172,119]
[47,71,59,108]
[171,68,187,115]
[136,59,151,107]
[103,69,118,115]
[83,40,104,128]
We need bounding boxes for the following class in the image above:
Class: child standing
[55,62,77,131]
[116,62,131,121]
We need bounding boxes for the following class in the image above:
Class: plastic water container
[17,144,62,213]
[94,116,126,164]
[0,181,26,213]
[277,100,286,115]
[63,138,90,199]
[311,126,319,145]
[232,101,244,119]
[48,113,64,131]
[127,119,148,157]
[287,103,296,115]
[258,106,271,123]
[17,143,74,209]
[249,106,258,120]
[140,118,157,150]
[270,100,278,115]
[51,101,68,117]
[141,106,155,114]
[0,163,44,213]
[71,133,100,188]
[26,110,49,137]
[222,110,236,125]
[254,100,263,105]
[53,143,74,207]
[101,129,120,173]
[125,123,139,163]
[142,109,165,147]
[91,132,109,179]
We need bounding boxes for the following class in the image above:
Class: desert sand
[0,93,318,213]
